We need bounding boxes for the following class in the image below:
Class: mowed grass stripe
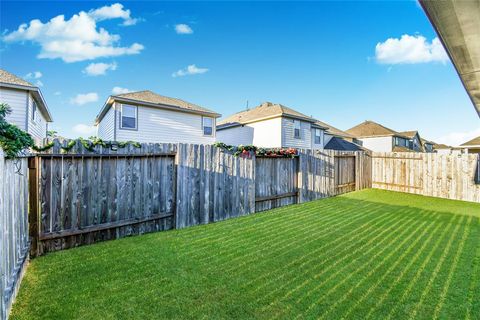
[248,207,408,299]
[181,200,364,260]
[465,218,480,320]
[432,216,473,319]
[320,213,446,320]
[361,214,456,320]
[9,189,480,320]
[219,204,395,276]
[384,215,466,320]
[407,215,467,319]
[191,202,366,264]
[298,210,434,318]
[264,207,420,311]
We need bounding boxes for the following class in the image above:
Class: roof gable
[217,102,316,127]
[113,90,220,116]
[461,135,480,146]
[346,120,400,138]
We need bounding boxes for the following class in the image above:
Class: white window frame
[314,128,322,144]
[119,104,138,130]
[202,116,214,136]
[294,120,301,139]
[32,100,37,121]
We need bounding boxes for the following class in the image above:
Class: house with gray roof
[94,90,221,144]
[0,69,53,141]
[216,102,328,150]
[460,136,480,154]
[346,120,433,153]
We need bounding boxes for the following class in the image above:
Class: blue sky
[1,1,478,145]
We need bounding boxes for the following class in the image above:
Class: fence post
[28,157,39,257]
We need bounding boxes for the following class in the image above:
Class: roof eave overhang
[420,0,480,118]
[0,82,53,122]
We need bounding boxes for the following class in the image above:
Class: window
[120,104,137,129]
[314,128,322,144]
[294,120,301,139]
[203,117,213,136]
[32,100,37,121]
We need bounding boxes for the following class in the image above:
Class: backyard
[10,189,480,319]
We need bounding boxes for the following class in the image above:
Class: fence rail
[0,151,29,320]
[372,152,480,203]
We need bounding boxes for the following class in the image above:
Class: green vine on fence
[213,142,297,158]
[0,103,35,159]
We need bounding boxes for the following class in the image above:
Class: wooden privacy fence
[30,141,176,255]
[372,152,480,203]
[0,151,29,320]
[27,140,372,255]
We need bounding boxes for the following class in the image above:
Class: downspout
[113,103,117,141]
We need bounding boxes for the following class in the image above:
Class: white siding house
[216,102,327,149]
[0,69,53,141]
[94,90,221,144]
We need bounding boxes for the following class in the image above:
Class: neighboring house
[398,131,424,152]
[460,136,480,154]
[94,90,221,144]
[315,120,365,151]
[216,102,327,150]
[0,69,53,141]
[421,139,435,153]
[345,120,418,152]
[433,143,457,155]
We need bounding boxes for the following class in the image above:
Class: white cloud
[24,71,43,86]
[2,4,144,62]
[375,34,449,64]
[88,3,139,26]
[175,24,193,34]
[172,64,209,77]
[70,92,98,105]
[24,71,42,79]
[112,86,131,95]
[54,91,61,96]
[436,127,480,147]
[72,123,97,137]
[83,62,117,76]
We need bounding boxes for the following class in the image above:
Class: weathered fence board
[372,152,480,203]
[26,140,372,254]
[175,144,255,228]
[34,142,177,255]
[298,150,372,202]
[255,157,298,212]
[0,151,29,320]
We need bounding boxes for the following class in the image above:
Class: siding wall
[250,117,283,147]
[282,118,312,149]
[26,93,48,141]
[0,88,27,131]
[311,128,324,150]
[113,103,217,144]
[96,107,115,140]
[360,136,393,152]
[216,125,254,146]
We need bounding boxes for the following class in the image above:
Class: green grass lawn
[10,189,480,319]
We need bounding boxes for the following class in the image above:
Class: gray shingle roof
[218,102,316,127]
[346,120,409,139]
[113,90,220,116]
[461,135,480,146]
[0,69,34,87]
[324,137,364,151]
[315,120,354,139]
